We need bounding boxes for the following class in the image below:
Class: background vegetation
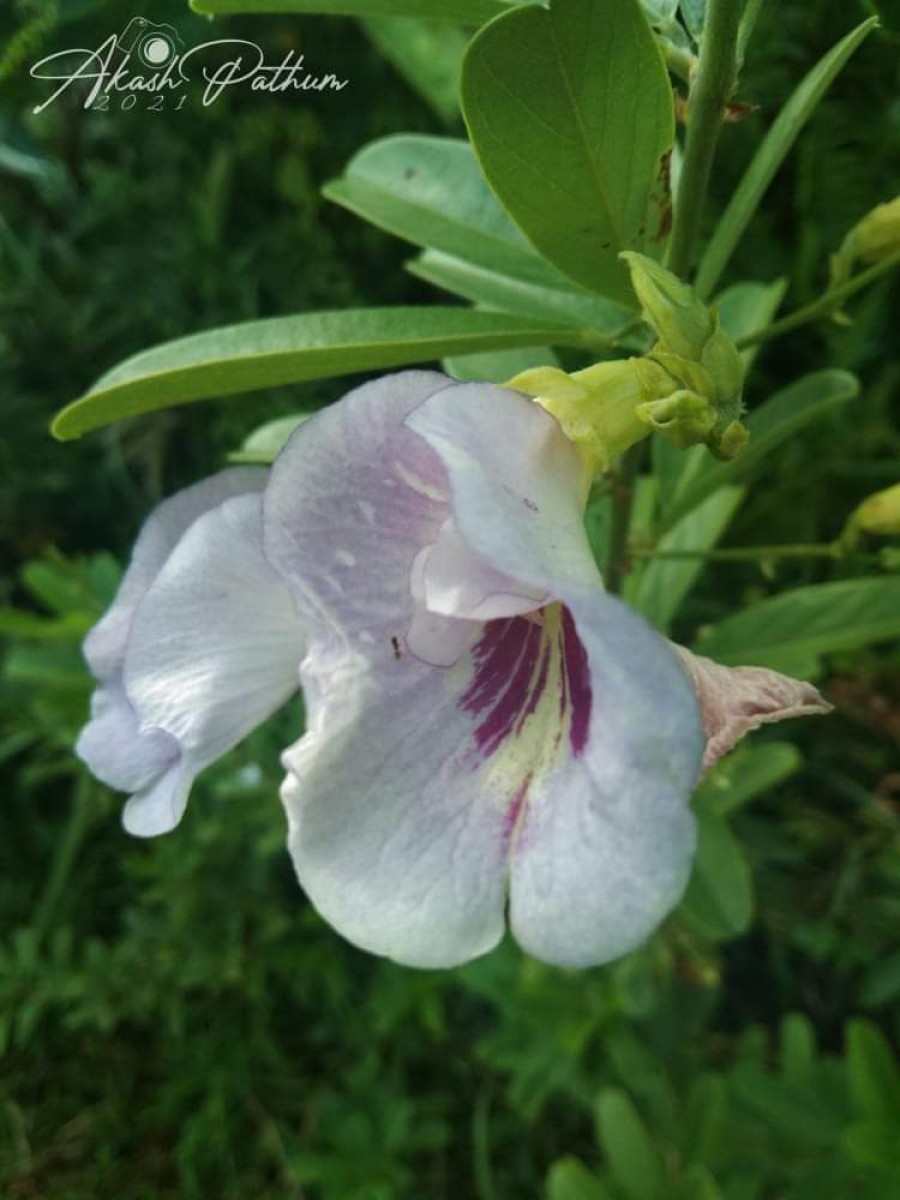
[1,0,899,1196]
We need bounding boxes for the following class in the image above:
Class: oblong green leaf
[662,369,859,529]
[696,17,877,297]
[325,135,564,286]
[633,485,745,632]
[694,577,900,676]
[680,812,754,941]
[410,249,631,332]
[547,1156,614,1200]
[228,413,311,463]
[461,0,674,303]
[52,308,582,440]
[361,19,468,122]
[443,344,559,382]
[190,0,522,20]
[695,741,803,817]
[595,1089,667,1200]
[846,1019,900,1123]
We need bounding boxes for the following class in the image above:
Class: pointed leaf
[846,1019,900,1124]
[661,369,859,529]
[410,249,631,332]
[361,18,467,122]
[694,577,900,677]
[633,485,744,632]
[324,135,566,287]
[547,1157,614,1200]
[461,0,674,303]
[191,0,525,20]
[680,812,754,941]
[595,1089,667,1200]
[52,308,582,440]
[696,18,878,297]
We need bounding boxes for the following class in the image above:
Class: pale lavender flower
[78,370,829,968]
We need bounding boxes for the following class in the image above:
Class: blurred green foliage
[1,0,899,1196]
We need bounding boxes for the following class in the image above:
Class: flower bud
[830,196,900,287]
[847,483,900,538]
[620,251,748,460]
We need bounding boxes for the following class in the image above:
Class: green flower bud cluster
[508,254,748,477]
[621,252,748,461]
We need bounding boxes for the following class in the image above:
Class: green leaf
[632,484,745,632]
[52,308,583,440]
[843,1119,900,1170]
[661,369,859,529]
[859,951,900,1010]
[228,414,311,464]
[683,1075,727,1169]
[361,18,467,123]
[694,577,900,677]
[595,1089,667,1200]
[443,344,559,382]
[779,1013,816,1087]
[547,1157,614,1200]
[324,135,564,287]
[190,0,524,21]
[696,17,878,297]
[680,812,754,942]
[846,1019,900,1124]
[461,0,674,303]
[409,250,632,333]
[694,741,803,818]
[715,278,788,370]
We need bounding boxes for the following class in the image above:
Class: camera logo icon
[117,17,183,69]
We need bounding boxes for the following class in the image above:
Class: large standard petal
[85,467,266,681]
[673,646,832,770]
[265,371,454,660]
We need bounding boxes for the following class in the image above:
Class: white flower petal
[122,761,191,838]
[123,493,305,778]
[507,588,703,968]
[405,383,599,595]
[282,659,508,968]
[76,683,178,792]
[264,371,456,661]
[85,467,265,680]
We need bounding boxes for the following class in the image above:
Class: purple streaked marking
[561,606,591,755]
[460,604,592,763]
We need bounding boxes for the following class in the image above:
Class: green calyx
[620,251,748,460]
[507,357,673,477]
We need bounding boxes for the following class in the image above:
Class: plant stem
[736,249,900,349]
[32,774,93,948]
[666,0,743,278]
[605,443,642,594]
